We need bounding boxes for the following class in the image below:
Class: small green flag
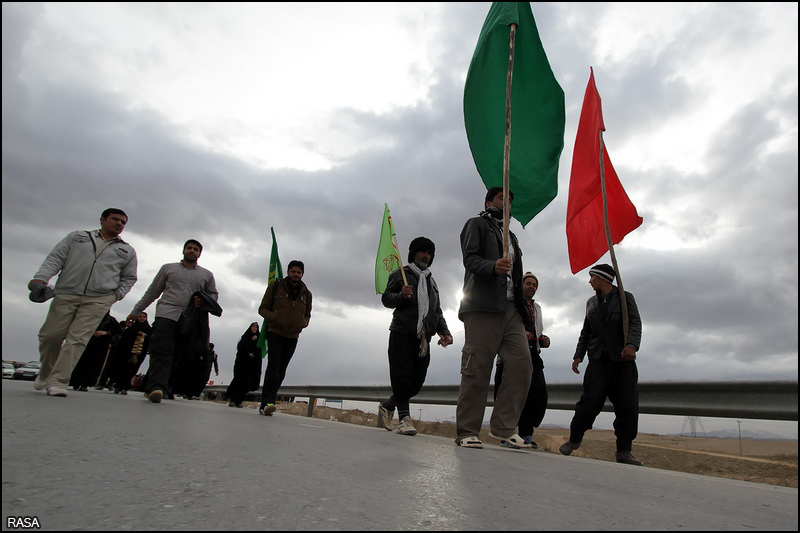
[257,227,283,358]
[464,1,565,227]
[375,203,402,294]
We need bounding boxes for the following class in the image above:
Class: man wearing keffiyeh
[379,237,453,436]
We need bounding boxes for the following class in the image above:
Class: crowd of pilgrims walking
[67,310,218,400]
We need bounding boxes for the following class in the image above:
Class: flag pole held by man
[256,227,283,358]
[463,1,565,232]
[566,67,642,275]
[566,67,643,340]
[375,203,407,294]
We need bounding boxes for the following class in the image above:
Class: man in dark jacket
[494,271,551,449]
[455,187,533,450]
[379,237,453,436]
[257,260,312,416]
[559,263,643,465]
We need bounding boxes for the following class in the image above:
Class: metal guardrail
[204,381,798,421]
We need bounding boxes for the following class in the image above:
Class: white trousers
[37,293,117,387]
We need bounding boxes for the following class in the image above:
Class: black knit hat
[408,237,435,267]
[485,186,514,204]
[589,264,616,284]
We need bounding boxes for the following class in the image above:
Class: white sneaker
[378,403,394,431]
[395,416,417,436]
[46,386,68,397]
[33,378,48,391]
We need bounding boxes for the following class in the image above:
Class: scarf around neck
[408,263,432,357]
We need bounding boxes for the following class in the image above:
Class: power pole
[681,416,707,437]
[737,419,743,455]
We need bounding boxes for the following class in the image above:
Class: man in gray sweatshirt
[28,208,138,397]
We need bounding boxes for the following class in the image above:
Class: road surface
[2,379,797,530]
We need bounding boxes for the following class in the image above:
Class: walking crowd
[26,195,644,465]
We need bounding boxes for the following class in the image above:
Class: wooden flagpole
[502,23,518,258]
[393,238,409,286]
[599,131,630,342]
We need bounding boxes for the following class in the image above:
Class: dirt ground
[230,400,798,489]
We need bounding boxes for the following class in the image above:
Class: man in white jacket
[28,208,137,397]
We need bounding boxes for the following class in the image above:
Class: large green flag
[256,227,283,358]
[375,203,402,294]
[464,1,565,227]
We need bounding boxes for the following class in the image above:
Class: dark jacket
[258,278,312,339]
[381,266,450,340]
[178,291,223,347]
[457,211,530,327]
[574,289,642,362]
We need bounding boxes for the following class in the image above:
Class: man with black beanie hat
[560,263,644,465]
[379,237,452,436]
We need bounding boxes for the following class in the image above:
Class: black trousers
[569,353,639,452]
[259,332,298,407]
[387,331,431,415]
[494,360,548,438]
[145,317,179,394]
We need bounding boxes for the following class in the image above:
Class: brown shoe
[147,389,163,403]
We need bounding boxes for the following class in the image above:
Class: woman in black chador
[226,322,263,407]
[109,312,152,394]
[69,312,121,391]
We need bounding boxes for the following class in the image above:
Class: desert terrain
[227,399,797,489]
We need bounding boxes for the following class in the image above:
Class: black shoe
[616,451,643,466]
[559,441,581,455]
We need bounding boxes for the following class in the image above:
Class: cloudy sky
[3,2,797,419]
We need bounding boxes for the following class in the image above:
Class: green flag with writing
[257,227,283,358]
[464,1,565,227]
[375,203,402,294]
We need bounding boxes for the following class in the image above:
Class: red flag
[566,68,642,274]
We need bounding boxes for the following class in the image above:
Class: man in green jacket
[257,260,312,415]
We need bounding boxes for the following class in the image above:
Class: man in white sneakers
[379,237,452,436]
[28,208,137,397]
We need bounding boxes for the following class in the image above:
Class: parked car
[2,363,14,379]
[13,361,41,381]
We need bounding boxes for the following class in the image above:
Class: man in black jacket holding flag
[559,263,643,465]
[379,237,453,436]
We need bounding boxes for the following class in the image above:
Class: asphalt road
[2,379,797,531]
